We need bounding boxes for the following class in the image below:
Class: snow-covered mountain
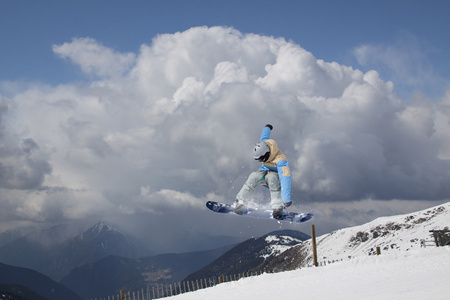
[256,201,449,272]
[312,201,448,261]
[183,230,309,282]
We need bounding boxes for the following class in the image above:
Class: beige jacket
[263,139,287,168]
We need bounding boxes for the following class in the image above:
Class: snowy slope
[308,201,449,264]
[169,247,450,300]
[169,202,450,299]
[251,201,449,274]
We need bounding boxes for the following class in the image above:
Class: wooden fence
[89,270,267,300]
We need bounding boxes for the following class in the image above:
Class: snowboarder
[234,124,292,219]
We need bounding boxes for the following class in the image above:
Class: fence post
[120,290,126,300]
[219,275,224,283]
[376,246,381,255]
[311,224,318,267]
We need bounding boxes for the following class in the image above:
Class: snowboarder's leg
[235,171,267,214]
[265,172,284,218]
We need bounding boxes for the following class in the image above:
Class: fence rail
[89,270,269,300]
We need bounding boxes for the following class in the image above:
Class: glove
[284,201,292,208]
[265,124,273,130]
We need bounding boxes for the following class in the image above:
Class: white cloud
[205,61,249,95]
[52,37,136,78]
[0,97,52,190]
[1,26,450,243]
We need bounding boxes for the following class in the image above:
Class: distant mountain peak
[76,220,122,241]
[261,235,303,260]
[91,220,117,233]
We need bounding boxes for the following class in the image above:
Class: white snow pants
[236,171,283,210]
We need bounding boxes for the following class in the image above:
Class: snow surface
[309,203,450,262]
[169,247,450,300]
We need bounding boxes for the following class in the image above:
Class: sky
[1,0,450,253]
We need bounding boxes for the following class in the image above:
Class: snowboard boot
[234,202,248,215]
[272,208,283,219]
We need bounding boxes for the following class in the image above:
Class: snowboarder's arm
[260,124,273,141]
[277,160,292,206]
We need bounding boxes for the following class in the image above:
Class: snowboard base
[206,201,313,223]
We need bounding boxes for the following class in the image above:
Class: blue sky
[1,0,449,99]
[1,1,450,252]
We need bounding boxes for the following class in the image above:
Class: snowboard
[206,201,313,223]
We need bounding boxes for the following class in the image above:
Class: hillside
[0,221,153,280]
[0,262,82,300]
[0,284,50,300]
[183,230,309,282]
[256,201,449,273]
[60,245,235,299]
